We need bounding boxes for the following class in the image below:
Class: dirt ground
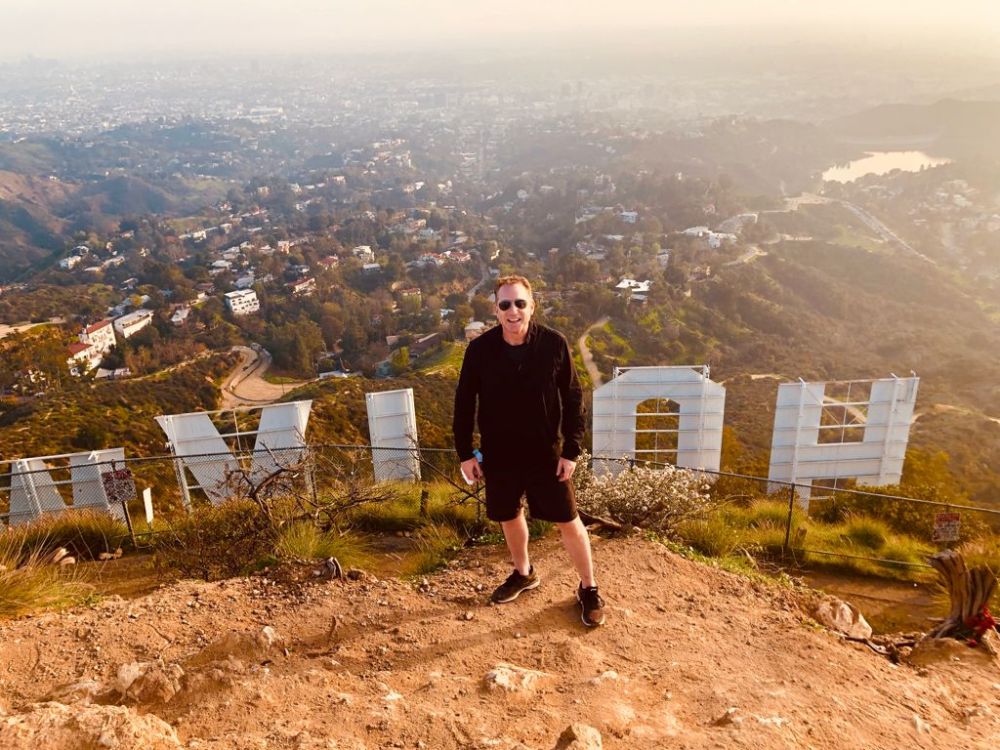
[2,535,999,749]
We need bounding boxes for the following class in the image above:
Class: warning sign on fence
[932,512,961,543]
[101,467,137,507]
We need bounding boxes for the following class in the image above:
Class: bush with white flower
[573,450,716,532]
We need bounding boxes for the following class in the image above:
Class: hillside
[828,99,1000,158]
[1,536,997,749]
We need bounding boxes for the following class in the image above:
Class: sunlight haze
[3,0,999,62]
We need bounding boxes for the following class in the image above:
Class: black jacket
[453,322,585,466]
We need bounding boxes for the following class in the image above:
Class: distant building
[224,289,260,316]
[362,262,381,274]
[58,255,81,270]
[67,342,101,373]
[170,307,191,326]
[615,278,652,303]
[352,245,375,263]
[464,321,487,341]
[114,309,154,339]
[289,277,317,297]
[412,332,443,356]
[80,320,116,354]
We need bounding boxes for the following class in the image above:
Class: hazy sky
[3,0,1000,62]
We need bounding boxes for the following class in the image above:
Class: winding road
[577,316,609,388]
[220,346,311,409]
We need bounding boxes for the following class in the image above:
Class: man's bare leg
[500,510,531,575]
[557,516,596,588]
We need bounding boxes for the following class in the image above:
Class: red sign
[932,512,961,543]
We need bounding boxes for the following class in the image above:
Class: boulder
[116,660,185,705]
[0,701,182,749]
[812,597,872,639]
[483,663,551,694]
[553,723,602,750]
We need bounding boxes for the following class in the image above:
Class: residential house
[224,289,260,316]
[114,309,154,339]
[289,277,317,297]
[170,307,191,326]
[352,245,375,263]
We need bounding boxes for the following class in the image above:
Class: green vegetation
[275,522,372,569]
[418,341,466,377]
[1,511,129,562]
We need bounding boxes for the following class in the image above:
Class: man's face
[495,282,534,341]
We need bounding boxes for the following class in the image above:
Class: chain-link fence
[0,444,482,539]
[593,455,1000,573]
[4,446,997,575]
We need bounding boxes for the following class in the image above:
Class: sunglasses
[497,299,529,311]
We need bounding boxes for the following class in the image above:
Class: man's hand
[555,457,577,482]
[460,457,483,484]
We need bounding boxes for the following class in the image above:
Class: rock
[0,701,182,749]
[483,663,551,694]
[812,597,872,639]
[186,626,284,668]
[588,670,619,686]
[712,707,743,727]
[912,714,931,733]
[346,569,365,581]
[44,678,114,705]
[116,660,185,705]
[553,723,602,750]
[46,548,70,565]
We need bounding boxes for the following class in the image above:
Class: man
[453,274,605,627]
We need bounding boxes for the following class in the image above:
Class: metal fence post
[783,484,796,555]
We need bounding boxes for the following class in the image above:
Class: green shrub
[402,524,462,576]
[843,515,892,550]
[675,516,742,558]
[275,522,372,569]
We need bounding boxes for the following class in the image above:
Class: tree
[390,346,410,375]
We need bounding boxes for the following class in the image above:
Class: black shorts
[483,458,577,524]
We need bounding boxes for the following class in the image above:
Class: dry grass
[0,542,91,619]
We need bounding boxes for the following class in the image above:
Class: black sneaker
[577,584,606,627]
[490,566,540,603]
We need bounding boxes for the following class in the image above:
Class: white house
[352,245,375,263]
[615,278,652,302]
[80,320,117,354]
[59,255,81,270]
[67,319,117,373]
[224,289,260,316]
[114,309,154,339]
[289,277,317,297]
[170,307,191,326]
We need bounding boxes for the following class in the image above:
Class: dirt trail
[220,346,310,409]
[2,536,998,749]
[577,316,609,388]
